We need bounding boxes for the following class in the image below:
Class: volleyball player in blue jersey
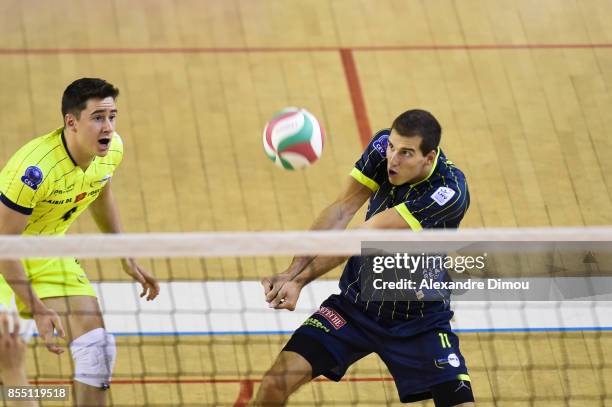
[256,110,474,406]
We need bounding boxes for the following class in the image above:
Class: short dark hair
[391,109,441,155]
[61,78,119,121]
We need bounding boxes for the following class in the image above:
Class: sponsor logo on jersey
[447,353,461,367]
[316,306,346,329]
[75,192,87,203]
[90,174,111,188]
[302,317,330,333]
[435,353,461,368]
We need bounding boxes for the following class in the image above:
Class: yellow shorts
[0,257,97,317]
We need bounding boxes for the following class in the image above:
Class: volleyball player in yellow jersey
[0,78,160,405]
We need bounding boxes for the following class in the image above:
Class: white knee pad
[70,328,116,389]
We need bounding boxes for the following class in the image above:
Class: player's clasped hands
[261,272,303,311]
[121,258,160,301]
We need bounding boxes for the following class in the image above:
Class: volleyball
[262,107,324,170]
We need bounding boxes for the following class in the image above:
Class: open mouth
[98,138,111,146]
[388,169,398,176]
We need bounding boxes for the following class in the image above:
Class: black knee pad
[431,378,475,406]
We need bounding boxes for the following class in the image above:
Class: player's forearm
[0,260,44,313]
[293,256,348,287]
[286,202,354,278]
[310,200,355,231]
[89,185,123,234]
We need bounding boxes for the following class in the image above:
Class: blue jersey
[339,129,470,322]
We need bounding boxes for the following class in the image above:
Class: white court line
[87,281,612,335]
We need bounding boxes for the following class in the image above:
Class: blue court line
[102,326,612,337]
[111,330,294,337]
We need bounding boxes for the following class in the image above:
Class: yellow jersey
[0,127,123,235]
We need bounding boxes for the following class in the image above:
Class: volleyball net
[1,227,611,406]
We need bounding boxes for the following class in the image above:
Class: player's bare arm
[282,176,372,277]
[0,204,65,354]
[262,177,372,310]
[265,206,410,310]
[88,181,160,301]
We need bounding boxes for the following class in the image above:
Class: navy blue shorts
[285,294,471,403]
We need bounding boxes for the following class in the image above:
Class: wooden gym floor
[1,0,611,405]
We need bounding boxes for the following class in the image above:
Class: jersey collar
[60,128,78,167]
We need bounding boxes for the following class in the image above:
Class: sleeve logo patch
[21,166,43,190]
[372,133,389,157]
[431,186,455,206]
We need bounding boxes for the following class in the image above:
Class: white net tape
[1,227,611,259]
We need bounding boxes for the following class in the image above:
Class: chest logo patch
[21,166,44,190]
[431,187,456,206]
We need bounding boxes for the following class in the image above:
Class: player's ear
[425,149,437,164]
[64,113,77,130]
